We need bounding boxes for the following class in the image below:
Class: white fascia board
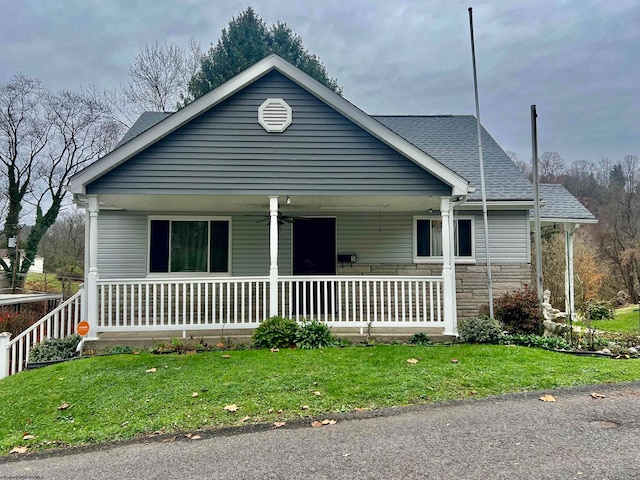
[68,54,468,196]
[534,217,598,225]
[461,200,535,210]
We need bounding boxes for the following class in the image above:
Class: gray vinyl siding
[95,210,529,279]
[468,210,530,264]
[97,211,148,278]
[337,213,412,263]
[87,71,450,197]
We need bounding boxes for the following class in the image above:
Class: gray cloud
[0,0,637,164]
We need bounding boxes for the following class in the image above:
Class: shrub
[409,332,432,346]
[251,316,300,349]
[501,333,569,350]
[108,345,133,355]
[296,320,335,349]
[29,334,82,362]
[458,316,502,344]
[0,310,37,336]
[581,299,615,321]
[481,286,541,334]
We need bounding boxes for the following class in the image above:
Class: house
[65,54,595,342]
[0,250,44,275]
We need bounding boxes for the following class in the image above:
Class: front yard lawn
[2,344,640,455]
[576,305,640,333]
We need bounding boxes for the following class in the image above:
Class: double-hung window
[148,217,231,274]
[414,216,474,262]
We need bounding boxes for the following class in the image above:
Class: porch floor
[85,326,451,350]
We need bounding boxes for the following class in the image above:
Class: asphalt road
[3,382,640,480]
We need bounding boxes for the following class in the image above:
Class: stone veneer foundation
[337,263,531,320]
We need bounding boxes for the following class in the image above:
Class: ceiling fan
[246,212,308,225]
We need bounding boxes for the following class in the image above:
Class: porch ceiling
[96,194,445,213]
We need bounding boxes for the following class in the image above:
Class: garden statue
[541,289,570,337]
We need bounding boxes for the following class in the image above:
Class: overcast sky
[1,0,638,166]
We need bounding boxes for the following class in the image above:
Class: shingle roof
[115,112,172,148]
[373,115,534,201]
[535,184,597,222]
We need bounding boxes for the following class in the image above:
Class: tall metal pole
[531,105,544,311]
[468,7,494,318]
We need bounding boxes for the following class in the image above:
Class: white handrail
[5,290,82,377]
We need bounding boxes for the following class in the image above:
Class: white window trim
[413,215,476,264]
[147,215,232,277]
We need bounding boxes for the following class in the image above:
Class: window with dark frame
[149,219,229,273]
[416,218,473,259]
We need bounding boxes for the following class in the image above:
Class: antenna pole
[468,7,494,318]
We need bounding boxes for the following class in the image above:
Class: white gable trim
[68,55,468,195]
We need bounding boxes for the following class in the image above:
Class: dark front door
[293,218,336,275]
[292,218,336,317]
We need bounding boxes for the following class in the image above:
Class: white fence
[95,275,443,330]
[1,290,82,378]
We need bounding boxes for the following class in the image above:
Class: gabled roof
[374,116,534,202]
[533,183,597,224]
[68,55,468,196]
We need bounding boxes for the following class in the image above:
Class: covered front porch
[80,194,461,339]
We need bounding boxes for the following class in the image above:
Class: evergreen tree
[186,7,341,102]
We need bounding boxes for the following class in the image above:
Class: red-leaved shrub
[479,285,541,334]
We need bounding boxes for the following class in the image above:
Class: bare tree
[122,39,202,117]
[0,74,120,290]
[538,151,566,183]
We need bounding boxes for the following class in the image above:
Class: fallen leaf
[470,390,478,396]
[146,368,156,373]
[191,435,201,440]
[58,377,64,381]
[273,422,286,428]
[539,394,557,403]
[321,419,337,425]
[215,342,225,349]
[270,348,280,352]
[268,408,274,413]
[22,433,35,441]
[162,436,176,443]
[185,350,197,355]
[221,355,231,359]
[301,405,310,410]
[152,430,165,435]
[185,433,193,438]
[133,351,140,355]
[277,409,283,414]
[121,421,129,427]
[313,391,322,396]
[591,392,606,399]
[223,404,239,412]
[240,416,251,422]
[311,421,324,428]
[450,358,459,364]
[354,407,366,412]
[10,446,28,454]
[192,392,199,397]
[57,402,71,411]
[407,358,419,364]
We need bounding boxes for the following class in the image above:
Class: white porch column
[81,208,90,327]
[0,332,11,380]
[86,195,100,340]
[564,223,579,320]
[269,196,279,318]
[440,198,457,336]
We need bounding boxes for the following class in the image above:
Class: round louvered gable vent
[258,98,292,133]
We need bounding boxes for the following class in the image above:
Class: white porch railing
[279,276,443,326]
[2,290,82,378]
[97,277,270,331]
[96,275,443,330]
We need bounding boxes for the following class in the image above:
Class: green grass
[1,344,639,454]
[576,305,640,333]
[24,272,81,295]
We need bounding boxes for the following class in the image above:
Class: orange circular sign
[77,321,90,336]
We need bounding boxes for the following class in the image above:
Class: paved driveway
[3,382,640,479]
